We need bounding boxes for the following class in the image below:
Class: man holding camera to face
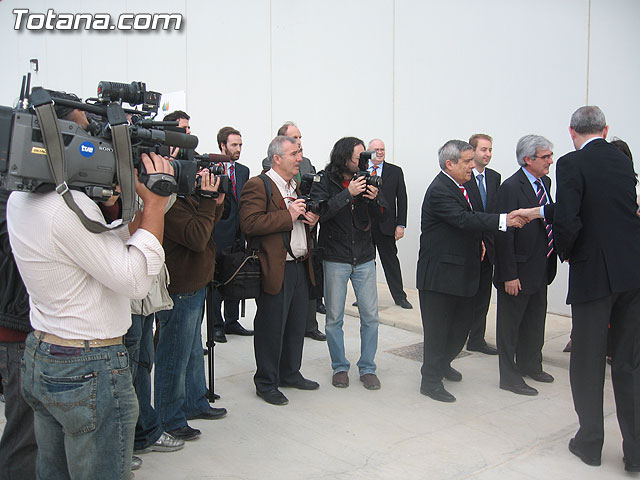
[239,135,320,406]
[6,93,173,479]
[310,137,389,391]
[154,150,228,441]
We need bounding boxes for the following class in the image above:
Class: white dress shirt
[7,190,164,340]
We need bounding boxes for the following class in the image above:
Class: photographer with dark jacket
[311,137,388,391]
[0,189,36,480]
[154,168,228,441]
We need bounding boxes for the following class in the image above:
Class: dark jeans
[0,341,37,480]
[124,314,164,450]
[22,333,138,480]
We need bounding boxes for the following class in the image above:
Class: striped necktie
[229,163,237,199]
[534,180,554,258]
[459,185,472,209]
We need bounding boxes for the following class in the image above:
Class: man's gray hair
[516,135,554,167]
[267,135,297,164]
[570,106,606,134]
[438,140,474,170]
[277,121,298,136]
[368,138,384,148]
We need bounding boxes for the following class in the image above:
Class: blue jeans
[124,314,163,450]
[21,333,138,480]
[323,260,379,375]
[154,288,209,431]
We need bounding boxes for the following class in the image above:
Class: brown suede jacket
[239,176,315,296]
[163,195,224,295]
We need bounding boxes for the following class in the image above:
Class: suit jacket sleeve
[494,182,519,282]
[554,156,582,260]
[239,177,293,237]
[430,184,500,232]
[397,167,408,227]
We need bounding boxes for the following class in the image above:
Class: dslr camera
[297,172,324,219]
[193,153,231,199]
[353,150,383,190]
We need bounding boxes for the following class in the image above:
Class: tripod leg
[205,282,220,401]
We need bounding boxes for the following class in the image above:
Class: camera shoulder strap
[34,101,112,234]
[107,104,136,226]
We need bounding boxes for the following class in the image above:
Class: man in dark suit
[368,139,412,309]
[494,135,557,396]
[211,127,253,342]
[239,135,319,406]
[463,134,500,355]
[417,140,531,403]
[553,106,640,472]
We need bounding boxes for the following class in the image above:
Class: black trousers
[209,285,240,330]
[0,341,37,480]
[419,289,473,388]
[467,257,493,347]
[496,286,547,386]
[570,288,640,463]
[254,262,309,392]
[372,224,407,303]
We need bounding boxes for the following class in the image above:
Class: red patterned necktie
[371,165,378,176]
[535,180,554,258]
[459,185,472,209]
[229,164,237,199]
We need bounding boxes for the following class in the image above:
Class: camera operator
[6,91,173,479]
[154,166,228,441]
[310,137,388,390]
[239,135,320,406]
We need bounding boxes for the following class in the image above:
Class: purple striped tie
[535,180,554,258]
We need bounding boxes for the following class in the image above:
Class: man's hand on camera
[135,153,174,208]
[348,176,367,197]
[301,211,320,227]
[363,185,379,200]
[288,198,307,222]
[197,169,219,193]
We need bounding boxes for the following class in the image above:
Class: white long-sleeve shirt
[7,190,164,340]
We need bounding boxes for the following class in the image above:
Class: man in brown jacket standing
[239,135,320,406]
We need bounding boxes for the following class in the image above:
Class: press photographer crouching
[5,90,173,479]
[154,117,228,440]
[239,135,320,406]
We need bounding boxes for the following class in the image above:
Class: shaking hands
[506,207,543,228]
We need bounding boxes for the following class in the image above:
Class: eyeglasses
[533,154,553,161]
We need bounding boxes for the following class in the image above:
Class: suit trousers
[419,289,473,388]
[372,224,406,303]
[254,261,308,392]
[570,289,640,463]
[210,285,240,329]
[496,286,547,386]
[467,257,493,347]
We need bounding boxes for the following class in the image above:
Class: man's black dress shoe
[500,382,538,396]
[225,322,253,336]
[624,457,640,472]
[467,343,498,355]
[279,377,320,390]
[166,426,201,441]
[256,389,289,405]
[316,303,326,315]
[524,371,554,383]
[568,438,601,466]
[213,329,227,343]
[305,329,326,341]
[443,366,462,382]
[395,298,413,309]
[188,407,227,420]
[420,385,456,403]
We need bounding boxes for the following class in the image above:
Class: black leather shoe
[187,407,227,420]
[395,298,413,309]
[214,329,227,343]
[568,438,601,466]
[467,343,498,355]
[524,371,554,383]
[443,366,462,382]
[316,303,326,315]
[624,457,640,472]
[305,329,326,341]
[420,384,456,403]
[166,425,201,441]
[279,377,320,390]
[225,322,254,336]
[500,382,538,396]
[256,389,289,405]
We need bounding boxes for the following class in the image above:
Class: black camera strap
[34,101,113,234]
[110,122,136,225]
